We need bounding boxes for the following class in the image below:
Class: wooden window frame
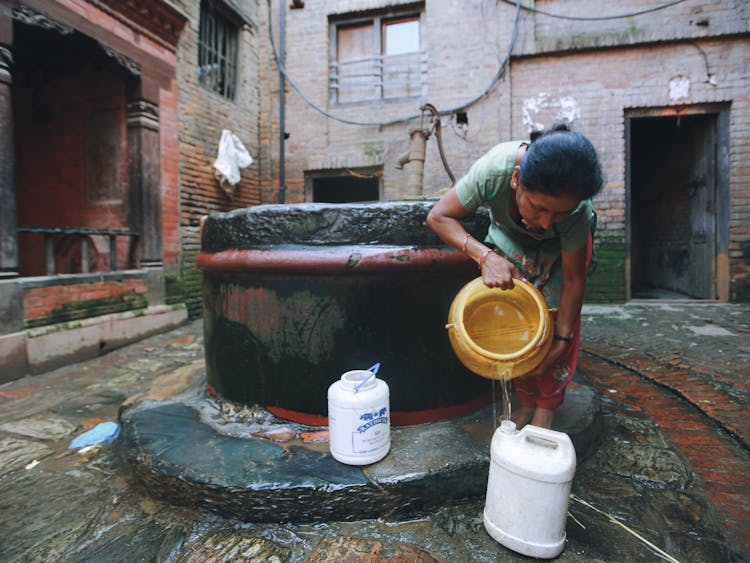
[329,7,425,105]
[198,0,239,100]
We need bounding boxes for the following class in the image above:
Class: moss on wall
[26,293,148,328]
[164,264,184,306]
[734,282,750,302]
[586,238,627,303]
[180,247,204,319]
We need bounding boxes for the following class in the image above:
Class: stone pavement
[579,303,750,555]
[0,302,749,562]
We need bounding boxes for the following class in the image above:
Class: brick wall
[270,0,749,302]
[172,0,262,317]
[13,0,266,321]
[516,38,747,301]
[527,0,747,52]
[8,0,187,334]
[23,278,147,327]
[161,78,181,269]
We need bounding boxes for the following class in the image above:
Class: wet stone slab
[365,417,491,516]
[0,467,110,561]
[121,401,492,523]
[120,383,601,524]
[0,415,78,441]
[0,436,54,476]
[121,403,383,522]
[568,397,749,563]
[593,441,690,486]
[3,317,748,563]
[122,403,365,487]
[307,535,438,562]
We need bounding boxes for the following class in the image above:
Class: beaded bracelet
[553,333,574,343]
[478,247,493,267]
[461,232,472,255]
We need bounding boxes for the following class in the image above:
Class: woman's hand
[480,251,517,290]
[525,338,569,378]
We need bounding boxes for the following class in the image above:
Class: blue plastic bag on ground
[68,421,120,449]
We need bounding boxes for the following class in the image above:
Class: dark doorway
[628,114,718,299]
[309,170,381,203]
[12,20,135,276]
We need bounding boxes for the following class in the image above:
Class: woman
[426,123,603,429]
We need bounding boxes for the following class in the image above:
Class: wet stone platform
[4,311,750,561]
[120,373,600,523]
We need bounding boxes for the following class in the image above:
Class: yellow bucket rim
[451,277,549,362]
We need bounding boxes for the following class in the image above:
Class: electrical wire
[265,0,521,128]
[450,0,521,114]
[499,0,687,21]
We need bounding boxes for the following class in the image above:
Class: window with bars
[198,0,239,100]
[330,9,426,104]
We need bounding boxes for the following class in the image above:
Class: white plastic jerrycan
[483,420,576,559]
[328,369,390,465]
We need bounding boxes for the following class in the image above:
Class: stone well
[197,201,492,426]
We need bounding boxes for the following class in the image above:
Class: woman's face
[511,165,579,231]
[515,188,580,231]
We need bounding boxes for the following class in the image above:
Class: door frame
[624,104,730,301]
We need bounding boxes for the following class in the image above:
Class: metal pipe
[80,236,89,273]
[405,129,429,198]
[278,0,286,204]
[109,234,117,271]
[45,234,54,275]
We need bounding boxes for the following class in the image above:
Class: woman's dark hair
[519,123,604,200]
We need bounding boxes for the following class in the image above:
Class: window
[305,168,382,202]
[330,10,425,104]
[198,0,239,100]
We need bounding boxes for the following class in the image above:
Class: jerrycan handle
[521,425,567,449]
[526,435,559,449]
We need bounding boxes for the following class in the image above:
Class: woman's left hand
[525,339,570,378]
[525,244,587,378]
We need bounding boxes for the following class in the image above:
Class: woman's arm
[526,244,587,377]
[427,189,517,289]
[426,188,472,250]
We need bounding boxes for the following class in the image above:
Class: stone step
[119,383,600,523]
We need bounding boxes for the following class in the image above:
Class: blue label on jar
[356,407,389,433]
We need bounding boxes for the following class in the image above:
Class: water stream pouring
[446,277,576,557]
[446,277,552,425]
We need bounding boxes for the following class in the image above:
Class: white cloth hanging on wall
[213,129,253,196]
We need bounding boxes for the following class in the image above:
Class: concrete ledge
[0,332,29,383]
[3,305,188,378]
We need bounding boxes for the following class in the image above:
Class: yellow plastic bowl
[446,277,552,379]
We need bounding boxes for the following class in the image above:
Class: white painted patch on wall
[522,93,581,132]
[669,75,690,103]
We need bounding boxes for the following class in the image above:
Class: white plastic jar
[328,369,390,465]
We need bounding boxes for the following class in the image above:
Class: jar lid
[341,369,377,392]
[499,419,517,434]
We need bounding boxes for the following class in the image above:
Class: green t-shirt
[455,140,596,296]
